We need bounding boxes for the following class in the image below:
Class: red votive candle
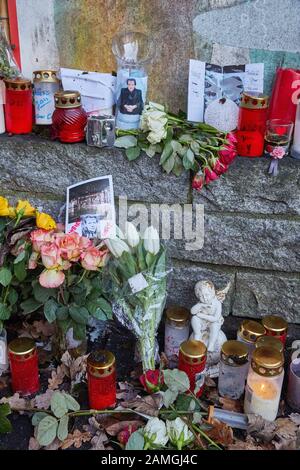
[52,90,87,143]
[87,350,116,410]
[4,78,33,134]
[178,339,207,397]
[8,338,39,395]
[262,315,288,346]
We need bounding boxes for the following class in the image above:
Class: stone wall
[1,134,299,324]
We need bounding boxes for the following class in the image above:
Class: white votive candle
[0,329,8,374]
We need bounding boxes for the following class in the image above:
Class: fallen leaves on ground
[228,436,273,451]
[219,396,243,413]
[0,393,28,413]
[61,351,88,385]
[90,431,109,450]
[28,437,41,451]
[18,320,55,340]
[105,419,144,436]
[204,376,217,388]
[203,418,234,447]
[31,389,54,409]
[48,365,66,390]
[0,376,9,390]
[60,430,92,450]
[290,413,300,426]
[121,394,162,417]
[247,413,300,449]
[117,382,139,401]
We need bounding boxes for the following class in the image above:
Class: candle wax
[244,378,280,421]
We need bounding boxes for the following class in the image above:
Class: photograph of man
[118,78,144,115]
[80,214,101,239]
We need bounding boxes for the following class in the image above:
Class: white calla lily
[143,226,160,255]
[105,237,130,258]
[125,222,140,248]
[166,418,194,450]
[143,417,168,449]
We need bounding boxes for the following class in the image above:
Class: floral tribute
[114,102,237,191]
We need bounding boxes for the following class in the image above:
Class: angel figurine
[190,280,230,363]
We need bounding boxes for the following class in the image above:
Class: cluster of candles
[1,310,300,419]
[0,72,87,143]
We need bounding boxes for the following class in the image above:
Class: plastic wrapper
[0,25,20,79]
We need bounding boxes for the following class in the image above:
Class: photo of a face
[117,78,144,116]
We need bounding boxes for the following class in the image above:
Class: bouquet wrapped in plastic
[105,224,170,372]
[0,25,20,79]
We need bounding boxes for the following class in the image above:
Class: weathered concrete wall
[1,134,299,324]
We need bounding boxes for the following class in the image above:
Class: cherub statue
[190,280,230,362]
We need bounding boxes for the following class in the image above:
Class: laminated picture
[115,73,147,130]
[66,176,115,240]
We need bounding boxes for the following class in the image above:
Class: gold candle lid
[166,306,190,326]
[240,92,269,109]
[4,77,32,91]
[180,339,207,360]
[238,319,266,343]
[54,90,82,109]
[33,70,60,83]
[87,350,115,371]
[221,340,248,366]
[262,315,288,334]
[251,346,284,377]
[255,335,284,353]
[8,338,36,355]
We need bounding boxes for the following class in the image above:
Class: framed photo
[66,176,116,239]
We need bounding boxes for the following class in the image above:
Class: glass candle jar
[0,79,5,133]
[237,92,269,157]
[255,335,284,354]
[237,319,266,356]
[262,315,288,346]
[8,338,39,395]
[287,358,300,412]
[4,78,33,134]
[178,340,207,397]
[87,350,116,410]
[291,99,300,159]
[264,119,294,176]
[0,328,8,373]
[244,346,284,421]
[112,31,154,130]
[218,340,249,400]
[164,306,190,366]
[52,90,87,143]
[33,70,60,125]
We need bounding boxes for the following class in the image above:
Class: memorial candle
[87,350,116,410]
[262,315,288,346]
[4,78,33,134]
[237,319,266,357]
[8,338,39,395]
[33,70,60,125]
[164,306,190,367]
[178,340,207,397]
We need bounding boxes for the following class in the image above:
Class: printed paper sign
[128,273,149,294]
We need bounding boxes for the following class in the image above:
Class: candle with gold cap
[178,339,207,397]
[8,338,39,395]
[164,306,190,366]
[87,350,116,410]
[33,70,60,125]
[4,77,33,134]
[262,315,288,346]
[237,319,266,356]
[218,340,249,399]
[255,335,284,353]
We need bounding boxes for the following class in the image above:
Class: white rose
[144,417,168,449]
[166,418,194,450]
[143,226,160,255]
[147,128,167,145]
[125,222,140,248]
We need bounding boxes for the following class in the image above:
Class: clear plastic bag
[0,25,20,79]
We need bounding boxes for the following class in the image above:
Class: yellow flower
[16,199,36,217]
[36,211,57,231]
[0,196,10,216]
[8,207,16,218]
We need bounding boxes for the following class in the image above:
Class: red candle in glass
[268,68,300,123]
[178,340,207,397]
[52,90,87,143]
[262,315,288,346]
[87,350,116,410]
[4,78,33,134]
[8,338,39,395]
[237,92,269,157]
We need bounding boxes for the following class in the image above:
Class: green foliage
[125,430,145,450]
[0,267,12,287]
[0,404,12,434]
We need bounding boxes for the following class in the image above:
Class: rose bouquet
[114,102,237,190]
[104,223,170,372]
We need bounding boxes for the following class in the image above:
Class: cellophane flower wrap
[104,224,170,372]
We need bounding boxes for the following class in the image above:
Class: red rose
[192,172,204,191]
[117,424,140,445]
[227,131,238,146]
[139,369,164,393]
[213,159,228,176]
[204,168,220,184]
[218,145,237,165]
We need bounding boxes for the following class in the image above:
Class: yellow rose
[16,199,36,217]
[0,196,10,217]
[8,207,16,218]
[36,211,57,231]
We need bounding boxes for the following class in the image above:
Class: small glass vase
[52,323,87,359]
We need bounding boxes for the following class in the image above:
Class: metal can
[87,350,116,410]
[164,306,190,366]
[33,70,60,125]
[8,338,39,395]
[178,340,207,397]
[52,90,87,143]
[86,114,116,147]
[4,78,33,134]
[218,340,249,399]
[262,315,288,346]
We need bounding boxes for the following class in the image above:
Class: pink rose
[81,246,107,271]
[227,131,238,146]
[204,168,220,184]
[192,172,204,191]
[40,243,62,269]
[39,269,65,288]
[28,251,39,270]
[57,233,81,262]
[78,235,92,251]
[213,159,228,176]
[30,229,53,252]
[270,146,285,159]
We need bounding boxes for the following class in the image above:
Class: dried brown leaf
[203,418,233,447]
[61,351,88,384]
[31,389,54,409]
[160,352,169,369]
[90,431,108,450]
[121,394,162,417]
[117,382,139,401]
[33,320,55,337]
[289,413,300,426]
[105,419,144,436]
[219,396,243,413]
[28,437,41,451]
[48,366,65,390]
[0,376,9,390]
[228,436,271,451]
[60,430,92,450]
[0,393,28,413]
[275,418,298,440]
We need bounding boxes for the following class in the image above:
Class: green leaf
[191,140,200,155]
[14,261,27,282]
[0,303,10,320]
[163,369,190,393]
[20,298,42,315]
[179,133,193,144]
[183,148,195,170]
[56,306,69,321]
[163,389,178,408]
[37,416,58,446]
[145,252,155,268]
[126,146,141,161]
[57,415,69,441]
[162,153,175,174]
[96,298,112,319]
[69,306,89,325]
[175,393,199,412]
[114,135,137,149]
[137,241,147,271]
[0,416,12,433]
[44,298,58,323]
[32,412,49,427]
[7,288,18,306]
[57,318,72,334]
[50,391,68,418]
[13,250,26,264]
[159,141,173,165]
[87,297,112,321]
[172,154,184,176]
[62,393,80,412]
[125,430,145,450]
[145,144,157,158]
[0,267,12,287]
[72,322,86,341]
[33,283,56,303]
[0,403,11,417]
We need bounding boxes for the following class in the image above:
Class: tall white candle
[244,374,283,421]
